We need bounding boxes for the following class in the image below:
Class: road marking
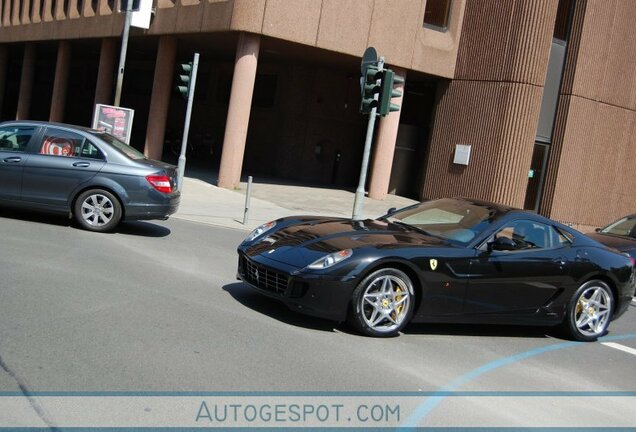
[602,342,636,356]
[402,332,636,428]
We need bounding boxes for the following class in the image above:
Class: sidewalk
[173,176,418,231]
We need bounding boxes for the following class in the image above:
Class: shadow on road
[0,207,171,237]
[404,322,555,339]
[116,221,171,237]
[222,282,341,333]
[222,282,561,340]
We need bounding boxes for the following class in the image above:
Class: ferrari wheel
[562,280,613,342]
[349,268,415,337]
[74,189,122,233]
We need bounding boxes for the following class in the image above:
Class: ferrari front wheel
[562,280,613,342]
[349,268,415,337]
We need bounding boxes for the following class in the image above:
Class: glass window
[386,198,498,244]
[39,128,103,159]
[493,220,552,251]
[600,217,636,239]
[553,0,572,41]
[0,126,36,152]
[423,0,451,31]
[88,131,146,160]
[552,226,574,246]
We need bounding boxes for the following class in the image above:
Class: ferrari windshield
[600,216,636,238]
[386,198,498,244]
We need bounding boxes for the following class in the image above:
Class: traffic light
[360,65,382,114]
[176,62,193,100]
[378,68,404,116]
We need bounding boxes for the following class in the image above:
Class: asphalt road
[1,209,635,428]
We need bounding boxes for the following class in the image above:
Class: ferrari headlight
[244,221,276,242]
[307,249,353,270]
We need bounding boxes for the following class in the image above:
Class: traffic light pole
[352,57,384,220]
[177,52,199,191]
[113,0,133,107]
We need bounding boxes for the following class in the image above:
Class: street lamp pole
[113,0,133,107]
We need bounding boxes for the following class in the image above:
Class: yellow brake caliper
[392,286,404,320]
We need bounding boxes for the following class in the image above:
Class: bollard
[243,176,252,225]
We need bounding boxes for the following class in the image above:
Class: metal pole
[243,175,253,225]
[177,52,200,191]
[113,0,133,107]
[352,57,384,220]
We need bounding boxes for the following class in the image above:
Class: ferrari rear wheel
[349,268,415,337]
[562,280,613,342]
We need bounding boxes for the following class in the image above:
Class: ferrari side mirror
[595,227,602,232]
[386,207,397,216]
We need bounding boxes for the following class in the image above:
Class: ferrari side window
[495,220,552,251]
[552,227,573,247]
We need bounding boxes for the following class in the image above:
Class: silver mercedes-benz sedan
[0,121,180,232]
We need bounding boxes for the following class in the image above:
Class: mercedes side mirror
[488,236,516,252]
[386,207,397,216]
[595,227,602,233]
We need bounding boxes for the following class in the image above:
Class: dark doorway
[524,142,550,211]
[388,80,437,200]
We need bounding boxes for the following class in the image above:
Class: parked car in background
[587,215,636,261]
[237,198,635,341]
[0,121,180,232]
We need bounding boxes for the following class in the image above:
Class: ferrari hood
[243,217,446,267]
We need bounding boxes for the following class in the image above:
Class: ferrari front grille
[239,255,289,295]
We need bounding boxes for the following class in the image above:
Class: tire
[348,268,415,337]
[73,189,122,233]
[561,280,614,342]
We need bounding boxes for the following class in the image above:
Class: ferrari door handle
[3,156,21,163]
[73,162,90,168]
[552,258,566,266]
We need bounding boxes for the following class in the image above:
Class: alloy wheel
[360,274,411,333]
[80,194,115,227]
[574,284,612,337]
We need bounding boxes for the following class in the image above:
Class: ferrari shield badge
[430,259,438,271]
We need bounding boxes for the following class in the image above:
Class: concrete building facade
[0,0,634,229]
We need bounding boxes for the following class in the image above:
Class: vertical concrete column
[368,67,406,200]
[49,40,72,122]
[0,45,7,119]
[217,33,260,189]
[94,38,117,107]
[16,43,36,120]
[144,35,177,161]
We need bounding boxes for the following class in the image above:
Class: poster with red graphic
[91,104,135,144]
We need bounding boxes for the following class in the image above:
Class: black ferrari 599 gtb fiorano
[237,198,635,340]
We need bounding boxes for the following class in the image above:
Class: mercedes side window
[0,126,36,153]
[39,128,104,160]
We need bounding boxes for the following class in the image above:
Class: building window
[553,0,572,41]
[423,0,451,31]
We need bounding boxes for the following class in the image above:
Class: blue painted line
[401,332,636,428]
[0,391,634,397]
[1,428,635,431]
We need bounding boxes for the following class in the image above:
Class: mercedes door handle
[73,162,90,168]
[2,156,21,163]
